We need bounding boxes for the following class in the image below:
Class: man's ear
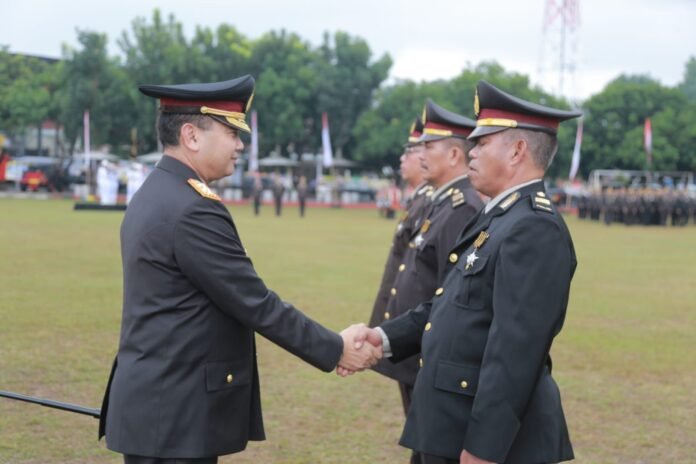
[449,143,462,167]
[179,123,200,151]
[509,137,528,167]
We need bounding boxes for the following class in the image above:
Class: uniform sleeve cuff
[375,327,393,358]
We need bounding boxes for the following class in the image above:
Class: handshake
[336,323,383,377]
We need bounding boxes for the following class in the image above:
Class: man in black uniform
[99,75,381,464]
[271,171,285,216]
[369,117,432,333]
[250,170,263,216]
[349,81,581,464]
[370,102,483,464]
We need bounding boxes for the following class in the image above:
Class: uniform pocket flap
[434,360,479,397]
[205,360,250,392]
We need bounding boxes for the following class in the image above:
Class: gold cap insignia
[187,179,221,201]
[474,90,480,117]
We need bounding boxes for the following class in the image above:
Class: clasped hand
[337,323,383,377]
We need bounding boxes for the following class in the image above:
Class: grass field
[0,198,695,464]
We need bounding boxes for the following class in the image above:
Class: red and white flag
[568,118,583,181]
[321,112,333,168]
[249,110,258,172]
[644,118,653,167]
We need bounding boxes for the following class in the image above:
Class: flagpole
[644,118,653,185]
[321,112,334,204]
[83,110,91,199]
[568,118,583,181]
[249,110,258,173]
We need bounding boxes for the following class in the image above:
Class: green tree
[580,75,688,176]
[60,30,137,155]
[315,31,392,158]
[118,9,193,152]
[188,24,252,82]
[678,56,696,102]
[0,49,57,154]
[248,30,320,156]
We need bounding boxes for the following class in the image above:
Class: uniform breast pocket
[433,360,480,397]
[452,255,489,310]
[205,360,251,392]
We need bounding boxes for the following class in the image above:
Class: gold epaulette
[188,179,221,201]
[531,191,554,213]
[451,188,466,208]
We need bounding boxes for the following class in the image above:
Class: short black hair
[157,113,213,148]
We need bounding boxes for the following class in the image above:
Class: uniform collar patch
[498,191,521,210]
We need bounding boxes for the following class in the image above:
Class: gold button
[398,264,406,272]
[460,380,468,389]
[435,287,444,296]
[391,288,397,296]
[449,253,458,263]
[384,312,390,320]
[425,322,432,331]
[419,358,423,368]
[226,374,234,384]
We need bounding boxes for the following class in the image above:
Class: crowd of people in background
[577,187,696,226]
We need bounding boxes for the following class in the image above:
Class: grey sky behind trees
[2,0,694,100]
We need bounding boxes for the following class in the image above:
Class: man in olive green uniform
[371,101,483,464]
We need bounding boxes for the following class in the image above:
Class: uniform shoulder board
[451,189,466,208]
[188,179,221,201]
[531,191,554,213]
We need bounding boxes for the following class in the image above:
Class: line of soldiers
[367,80,579,463]
[578,188,696,226]
[368,102,483,464]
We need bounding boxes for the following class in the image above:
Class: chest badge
[414,219,431,247]
[465,251,479,269]
[465,231,490,270]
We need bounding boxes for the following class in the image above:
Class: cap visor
[468,125,509,140]
[419,133,451,143]
[211,115,251,133]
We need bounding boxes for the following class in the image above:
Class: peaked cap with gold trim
[469,80,582,140]
[139,75,255,133]
[405,117,424,146]
[420,99,476,142]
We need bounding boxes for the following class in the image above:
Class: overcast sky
[2,0,694,100]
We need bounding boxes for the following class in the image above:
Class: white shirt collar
[484,178,543,213]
